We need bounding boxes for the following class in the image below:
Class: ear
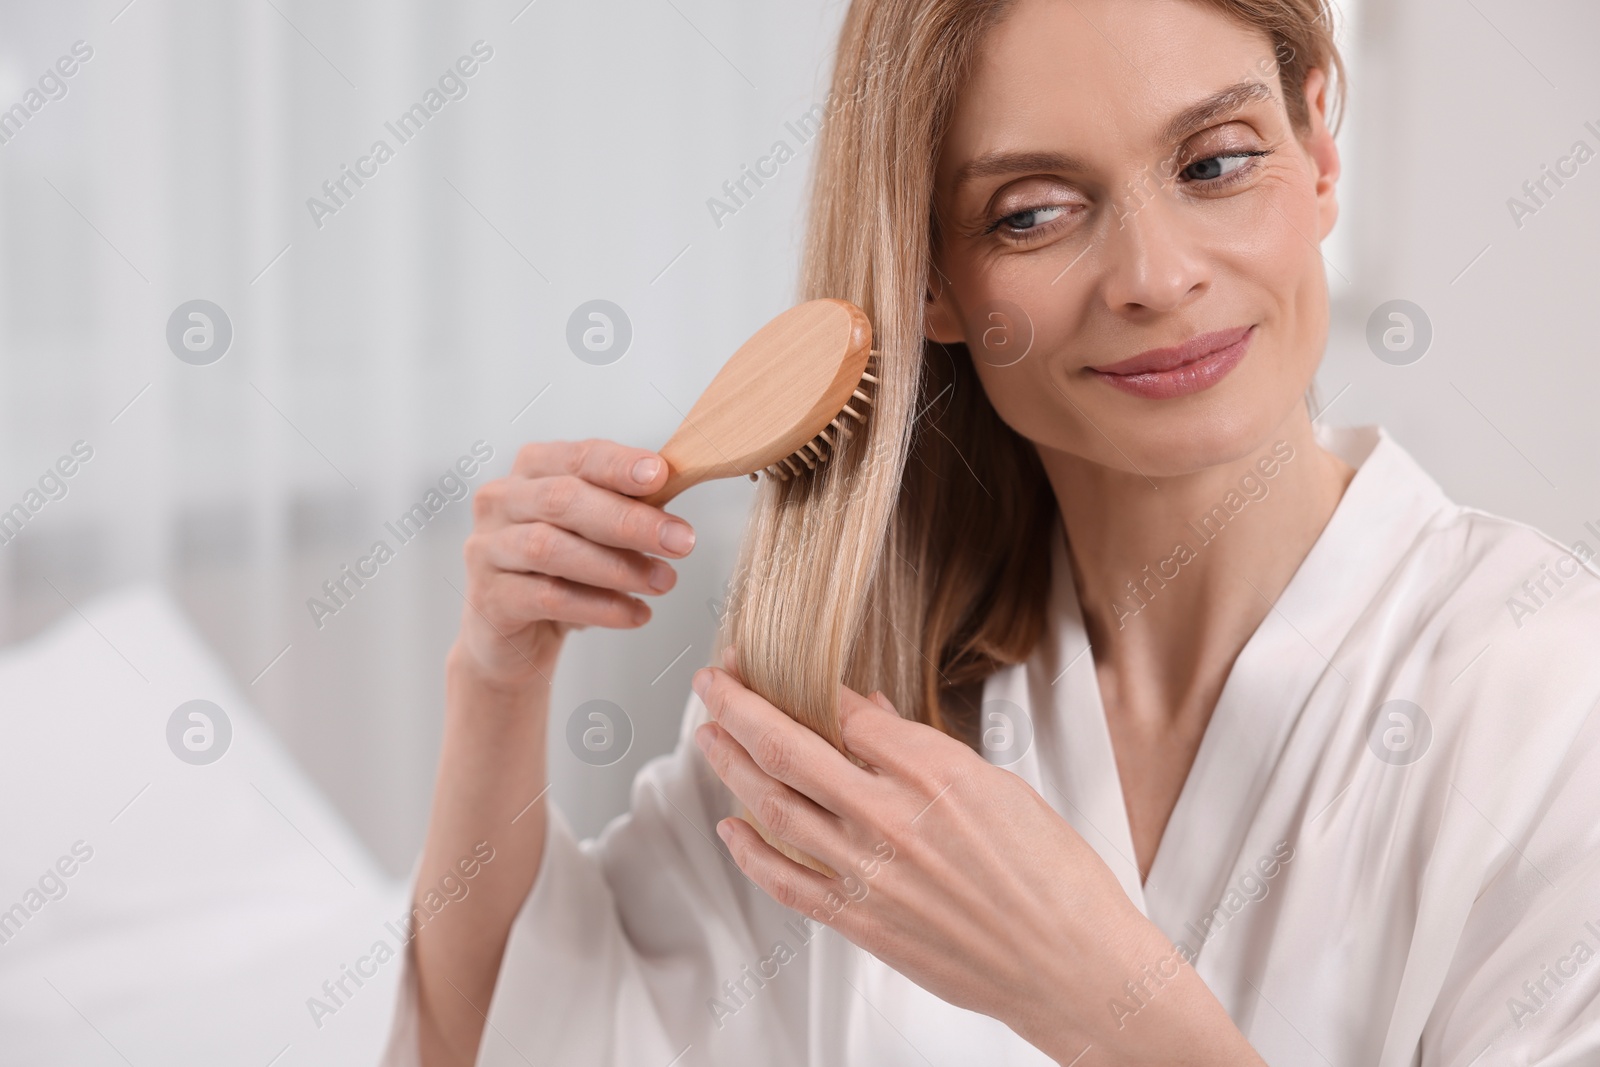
[923,261,965,344]
[1301,67,1341,241]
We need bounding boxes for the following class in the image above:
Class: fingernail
[692,668,711,698]
[721,645,736,670]
[632,456,662,485]
[660,520,696,555]
[647,560,675,592]
[695,723,714,753]
[716,820,732,843]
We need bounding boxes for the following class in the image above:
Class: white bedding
[0,586,405,1066]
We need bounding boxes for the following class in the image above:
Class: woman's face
[926,0,1341,478]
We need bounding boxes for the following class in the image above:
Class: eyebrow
[952,149,1093,188]
[950,79,1279,189]
[1161,79,1276,144]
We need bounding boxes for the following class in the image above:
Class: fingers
[835,685,923,773]
[696,721,844,864]
[455,439,680,677]
[495,475,695,559]
[472,521,676,597]
[512,438,669,498]
[485,571,650,631]
[692,667,863,815]
[707,648,918,785]
[715,816,843,923]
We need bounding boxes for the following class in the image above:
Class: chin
[1112,402,1290,479]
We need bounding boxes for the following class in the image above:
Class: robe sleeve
[380,690,813,1067]
[1416,594,1600,1066]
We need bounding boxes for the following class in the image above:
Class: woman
[386,0,1600,1063]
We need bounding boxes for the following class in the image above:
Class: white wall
[1323,0,1600,539]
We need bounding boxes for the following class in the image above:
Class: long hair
[716,0,1347,777]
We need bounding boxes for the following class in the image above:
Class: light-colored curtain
[0,0,850,871]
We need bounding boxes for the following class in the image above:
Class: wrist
[447,634,556,692]
[1028,964,1263,1067]
[445,640,555,728]
[1019,900,1259,1067]
[435,644,553,834]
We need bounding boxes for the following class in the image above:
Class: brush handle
[638,436,755,508]
[637,461,699,508]
[633,299,874,509]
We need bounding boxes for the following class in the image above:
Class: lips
[1086,325,1255,400]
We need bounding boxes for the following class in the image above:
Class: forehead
[940,0,1282,173]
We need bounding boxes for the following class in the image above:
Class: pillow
[0,585,407,1065]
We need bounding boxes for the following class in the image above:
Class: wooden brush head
[642,299,875,507]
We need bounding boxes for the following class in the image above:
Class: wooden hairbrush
[640,299,878,507]
[648,299,876,880]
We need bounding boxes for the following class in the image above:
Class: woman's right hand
[455,438,695,687]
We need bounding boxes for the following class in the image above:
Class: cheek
[968,342,1098,457]
[945,257,1087,421]
[1227,170,1326,315]
[930,262,1100,452]
[1198,171,1329,397]
[1238,186,1330,384]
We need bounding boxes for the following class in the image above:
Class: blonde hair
[716,0,1347,838]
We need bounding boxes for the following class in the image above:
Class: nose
[1096,182,1210,315]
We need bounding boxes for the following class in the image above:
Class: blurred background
[0,0,1598,1058]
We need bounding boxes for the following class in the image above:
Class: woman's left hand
[691,649,1262,1066]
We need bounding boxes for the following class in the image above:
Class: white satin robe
[382,424,1600,1066]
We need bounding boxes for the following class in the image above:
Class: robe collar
[980,424,1453,939]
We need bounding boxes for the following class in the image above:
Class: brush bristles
[758,350,880,483]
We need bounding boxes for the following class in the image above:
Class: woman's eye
[993,204,1067,234]
[1181,151,1268,183]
